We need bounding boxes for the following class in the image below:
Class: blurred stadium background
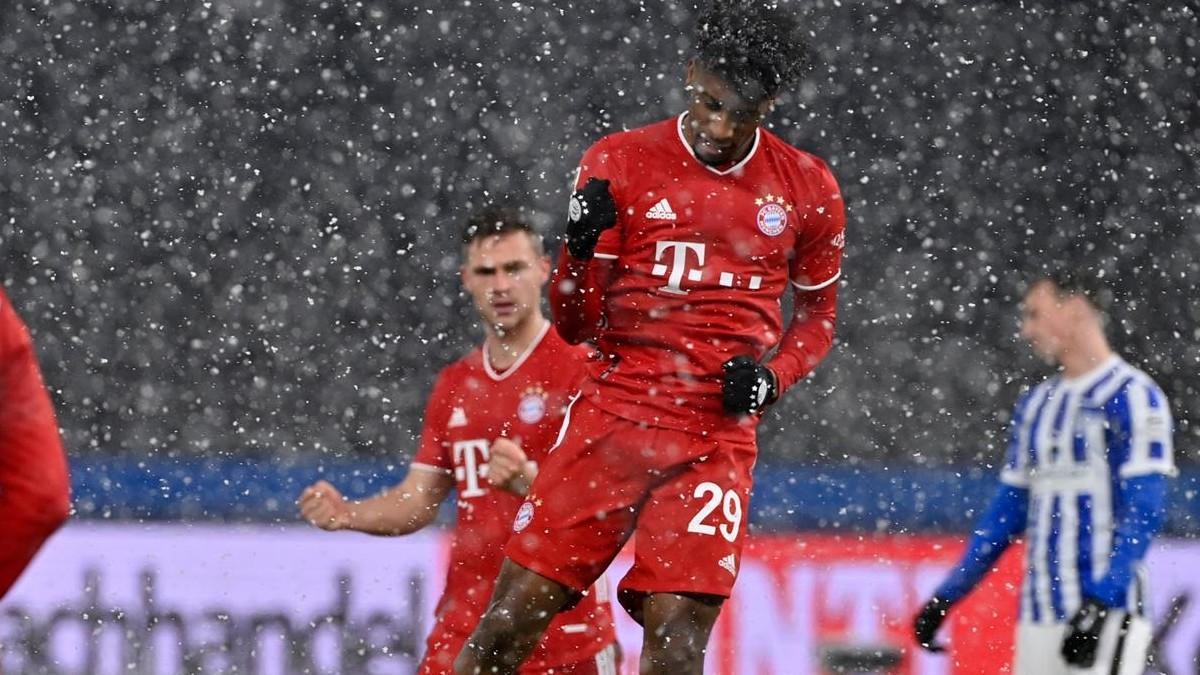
[1,1,1197,673]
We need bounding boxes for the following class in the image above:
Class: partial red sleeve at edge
[0,293,70,598]
[767,282,838,395]
[549,244,614,345]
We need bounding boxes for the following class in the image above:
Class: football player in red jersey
[0,288,71,598]
[298,208,617,675]
[457,3,843,674]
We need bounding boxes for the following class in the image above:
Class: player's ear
[685,58,697,89]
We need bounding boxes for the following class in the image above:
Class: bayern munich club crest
[517,386,547,424]
[755,194,792,237]
[513,500,535,532]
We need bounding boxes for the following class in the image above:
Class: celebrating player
[0,288,71,598]
[298,208,616,675]
[914,272,1175,675]
[456,3,844,673]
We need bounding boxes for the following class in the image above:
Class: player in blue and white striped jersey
[914,272,1175,675]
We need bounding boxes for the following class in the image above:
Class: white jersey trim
[547,391,583,454]
[593,252,618,260]
[410,462,452,476]
[482,319,551,382]
[675,112,761,176]
[791,270,842,291]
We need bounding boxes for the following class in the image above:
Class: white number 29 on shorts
[686,481,742,543]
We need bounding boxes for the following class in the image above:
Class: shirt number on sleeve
[686,481,743,543]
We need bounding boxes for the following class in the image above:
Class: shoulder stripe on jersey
[1091,369,1135,406]
[1082,364,1121,401]
[792,270,841,291]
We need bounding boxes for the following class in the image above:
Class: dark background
[2,1,1197,472]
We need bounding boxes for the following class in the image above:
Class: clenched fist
[487,437,537,496]
[298,479,354,531]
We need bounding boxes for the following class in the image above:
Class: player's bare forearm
[767,283,838,394]
[549,245,612,344]
[348,471,452,536]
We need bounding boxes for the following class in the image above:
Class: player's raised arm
[298,469,452,536]
[550,147,622,344]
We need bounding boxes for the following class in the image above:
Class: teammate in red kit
[457,3,842,673]
[0,287,71,598]
[298,208,617,675]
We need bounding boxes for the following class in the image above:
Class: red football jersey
[570,113,845,441]
[411,321,614,668]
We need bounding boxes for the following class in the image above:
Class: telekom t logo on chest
[651,241,706,295]
[453,439,489,498]
[650,241,763,295]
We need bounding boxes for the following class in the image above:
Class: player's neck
[485,315,548,373]
[1059,332,1115,380]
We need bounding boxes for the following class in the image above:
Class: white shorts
[1014,614,1152,675]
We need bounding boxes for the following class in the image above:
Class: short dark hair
[1034,270,1114,314]
[461,206,544,255]
[693,0,811,102]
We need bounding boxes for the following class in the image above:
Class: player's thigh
[520,643,619,675]
[1013,622,1070,675]
[507,401,657,591]
[619,439,755,607]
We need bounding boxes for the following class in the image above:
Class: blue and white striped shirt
[1001,355,1176,623]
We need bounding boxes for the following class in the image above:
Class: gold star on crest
[764,193,776,203]
[755,197,764,206]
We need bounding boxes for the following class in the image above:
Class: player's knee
[641,630,708,674]
[640,596,720,674]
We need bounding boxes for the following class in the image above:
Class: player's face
[1020,282,1077,364]
[683,61,773,167]
[461,232,549,336]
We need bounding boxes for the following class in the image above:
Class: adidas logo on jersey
[645,198,677,221]
[448,407,468,428]
[718,553,737,576]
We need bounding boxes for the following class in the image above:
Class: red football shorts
[419,628,618,675]
[506,395,755,606]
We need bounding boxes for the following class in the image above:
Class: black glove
[1061,598,1109,667]
[913,596,954,653]
[565,177,618,260]
[721,356,778,415]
